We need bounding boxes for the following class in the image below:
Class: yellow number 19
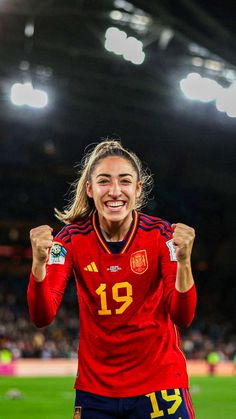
[96,282,133,315]
[146,389,182,418]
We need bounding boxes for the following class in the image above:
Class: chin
[104,210,129,222]
[106,213,126,222]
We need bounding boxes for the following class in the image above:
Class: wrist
[175,262,194,292]
[177,259,191,267]
[32,261,47,282]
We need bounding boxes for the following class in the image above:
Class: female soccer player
[28,139,197,419]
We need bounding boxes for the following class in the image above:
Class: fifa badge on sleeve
[48,242,67,265]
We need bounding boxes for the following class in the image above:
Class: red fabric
[27,212,197,397]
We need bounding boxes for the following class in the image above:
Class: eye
[121,179,132,184]
[97,179,109,184]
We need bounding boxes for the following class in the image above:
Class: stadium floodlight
[114,0,134,13]
[24,21,35,38]
[216,81,236,117]
[105,27,145,65]
[10,82,48,108]
[180,73,221,102]
[180,73,202,100]
[192,57,204,68]
[226,109,236,118]
[123,36,145,65]
[180,72,236,118]
[110,10,124,21]
[199,78,221,102]
[215,88,229,113]
[105,27,127,55]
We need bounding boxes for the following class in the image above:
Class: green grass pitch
[0,375,236,418]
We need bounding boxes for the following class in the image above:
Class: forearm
[168,261,196,327]
[169,285,197,328]
[175,261,194,292]
[32,260,47,282]
[27,273,57,327]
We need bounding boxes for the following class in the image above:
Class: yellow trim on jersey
[92,210,138,254]
[92,213,111,254]
[121,210,138,254]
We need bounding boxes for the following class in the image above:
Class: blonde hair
[55,139,153,224]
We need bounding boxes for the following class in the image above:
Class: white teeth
[106,201,124,207]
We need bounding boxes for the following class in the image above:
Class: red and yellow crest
[130,250,148,274]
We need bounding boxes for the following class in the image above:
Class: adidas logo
[84,261,98,272]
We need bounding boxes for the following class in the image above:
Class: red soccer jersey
[27,211,197,397]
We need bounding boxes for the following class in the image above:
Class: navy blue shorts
[73,388,195,418]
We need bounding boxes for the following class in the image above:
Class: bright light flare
[180,72,236,118]
[123,36,145,65]
[105,27,127,55]
[105,26,145,65]
[180,73,221,102]
[216,81,236,117]
[11,82,48,108]
[24,21,34,38]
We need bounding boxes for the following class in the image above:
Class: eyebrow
[96,173,133,178]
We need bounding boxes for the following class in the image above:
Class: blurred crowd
[0,277,78,360]
[1,275,236,362]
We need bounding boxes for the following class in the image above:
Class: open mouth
[105,200,126,209]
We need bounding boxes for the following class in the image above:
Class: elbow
[32,318,54,328]
[29,309,55,328]
[173,312,195,329]
[176,319,192,329]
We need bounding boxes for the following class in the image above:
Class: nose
[108,180,121,198]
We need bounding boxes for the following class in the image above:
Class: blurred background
[0,0,236,365]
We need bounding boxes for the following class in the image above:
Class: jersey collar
[92,210,139,254]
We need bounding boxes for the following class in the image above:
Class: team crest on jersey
[48,242,67,265]
[130,250,148,274]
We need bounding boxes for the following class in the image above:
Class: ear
[136,180,142,198]
[86,181,93,198]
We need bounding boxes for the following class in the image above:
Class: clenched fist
[30,225,54,264]
[171,223,195,264]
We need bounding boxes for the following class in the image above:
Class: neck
[98,213,133,242]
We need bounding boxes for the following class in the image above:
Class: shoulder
[138,212,173,239]
[55,216,93,243]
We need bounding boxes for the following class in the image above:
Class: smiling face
[86,156,142,226]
